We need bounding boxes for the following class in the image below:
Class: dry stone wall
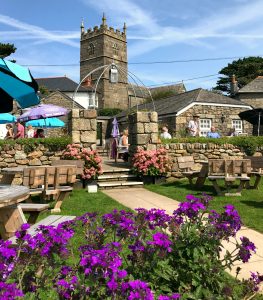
[162,142,263,178]
[68,109,97,149]
[128,111,159,158]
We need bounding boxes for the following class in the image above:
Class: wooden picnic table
[208,159,251,196]
[0,185,29,239]
[1,166,25,184]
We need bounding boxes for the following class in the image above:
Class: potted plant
[131,148,171,184]
[61,144,103,192]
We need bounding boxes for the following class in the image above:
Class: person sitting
[207,126,220,138]
[26,125,35,138]
[160,126,172,139]
[227,128,237,137]
[5,124,13,139]
[34,128,45,138]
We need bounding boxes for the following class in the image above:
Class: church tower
[80,14,128,109]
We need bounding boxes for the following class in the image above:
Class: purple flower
[208,205,241,240]
[136,208,171,230]
[0,282,23,299]
[122,280,154,300]
[238,237,256,263]
[249,272,263,292]
[147,232,172,253]
[174,200,205,219]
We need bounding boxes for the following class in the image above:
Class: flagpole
[258,112,261,136]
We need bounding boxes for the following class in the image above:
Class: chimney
[81,77,92,87]
[230,74,239,97]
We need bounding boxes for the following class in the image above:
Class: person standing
[14,121,25,139]
[188,115,200,137]
[160,126,172,139]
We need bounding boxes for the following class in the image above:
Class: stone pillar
[69,109,97,149]
[128,111,159,158]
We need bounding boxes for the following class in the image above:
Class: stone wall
[238,92,263,108]
[128,112,159,158]
[68,109,97,149]
[0,143,64,184]
[162,142,262,178]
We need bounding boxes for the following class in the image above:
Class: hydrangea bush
[61,143,103,180]
[132,148,171,177]
[0,195,262,299]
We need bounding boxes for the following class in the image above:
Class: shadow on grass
[240,200,263,208]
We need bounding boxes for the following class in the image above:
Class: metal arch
[114,64,155,111]
[73,62,155,112]
[72,64,109,108]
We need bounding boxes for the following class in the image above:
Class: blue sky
[1,0,263,91]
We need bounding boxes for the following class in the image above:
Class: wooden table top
[0,185,29,208]
[1,166,26,174]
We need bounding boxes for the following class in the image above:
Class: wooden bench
[44,166,76,213]
[18,203,49,224]
[22,166,77,214]
[177,156,202,185]
[51,160,84,176]
[244,156,263,189]
[9,215,76,244]
[208,159,251,196]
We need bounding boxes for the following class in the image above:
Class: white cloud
[81,0,263,58]
[0,14,79,47]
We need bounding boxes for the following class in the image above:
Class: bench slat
[19,203,49,212]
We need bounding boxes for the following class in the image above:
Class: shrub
[0,136,71,153]
[132,148,172,177]
[61,144,103,180]
[1,195,262,299]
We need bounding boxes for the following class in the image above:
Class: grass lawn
[145,178,263,233]
[35,189,130,223]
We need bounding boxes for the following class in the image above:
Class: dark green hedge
[161,136,263,156]
[0,136,72,153]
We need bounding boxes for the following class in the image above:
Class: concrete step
[98,181,143,189]
[102,168,132,174]
[98,174,137,181]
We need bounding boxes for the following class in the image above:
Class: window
[88,43,94,55]
[112,43,119,55]
[232,119,243,134]
[199,119,211,137]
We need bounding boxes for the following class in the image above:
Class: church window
[89,43,95,55]
[112,43,119,55]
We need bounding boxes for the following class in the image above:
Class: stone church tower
[80,14,128,109]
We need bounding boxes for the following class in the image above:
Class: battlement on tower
[81,26,126,41]
[81,14,126,41]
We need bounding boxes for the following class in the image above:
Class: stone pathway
[103,187,263,284]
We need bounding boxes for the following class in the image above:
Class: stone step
[102,168,132,174]
[98,181,143,189]
[98,174,137,181]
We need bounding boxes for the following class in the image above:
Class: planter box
[83,179,98,193]
[142,175,166,185]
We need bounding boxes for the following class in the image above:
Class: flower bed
[1,195,262,299]
[132,148,171,177]
[61,144,103,180]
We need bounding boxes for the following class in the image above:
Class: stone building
[236,76,263,108]
[80,14,129,110]
[117,88,253,137]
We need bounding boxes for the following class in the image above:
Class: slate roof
[150,83,186,95]
[128,83,186,98]
[36,76,93,92]
[117,88,251,120]
[238,76,263,93]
